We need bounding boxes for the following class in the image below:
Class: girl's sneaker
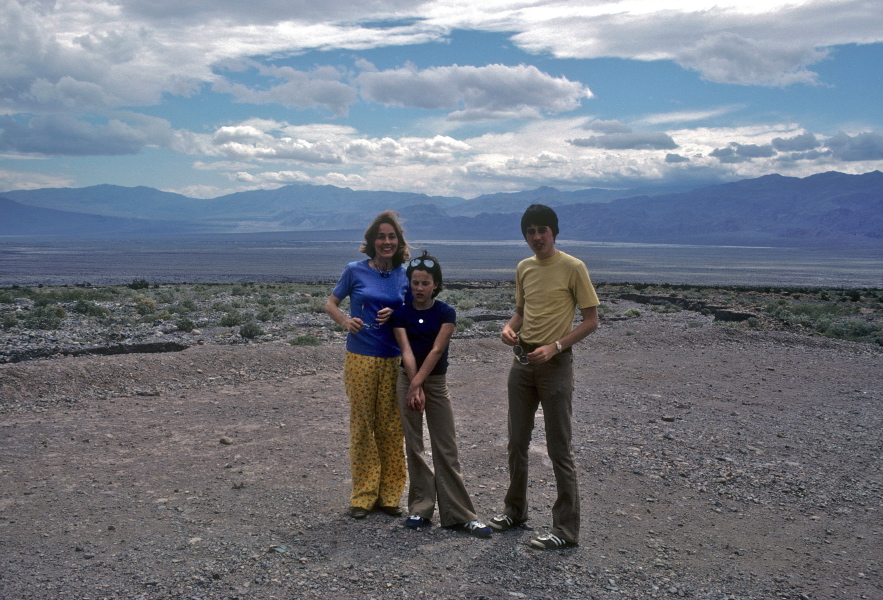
[450,520,492,538]
[404,515,430,528]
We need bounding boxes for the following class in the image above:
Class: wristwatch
[554,341,562,353]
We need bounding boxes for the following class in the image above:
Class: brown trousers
[503,351,580,544]
[397,370,478,527]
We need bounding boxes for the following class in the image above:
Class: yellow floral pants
[343,352,406,510]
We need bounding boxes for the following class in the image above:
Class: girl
[391,251,491,538]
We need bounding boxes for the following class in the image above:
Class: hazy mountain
[445,182,702,216]
[0,197,220,236]
[2,171,880,246]
[1,183,464,225]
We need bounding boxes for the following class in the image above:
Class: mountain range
[1,171,881,247]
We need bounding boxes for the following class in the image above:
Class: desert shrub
[651,303,681,314]
[307,297,327,313]
[456,317,473,332]
[73,299,109,317]
[290,334,321,346]
[257,307,284,322]
[152,289,175,304]
[23,305,66,329]
[624,308,642,318]
[171,298,198,313]
[239,320,263,339]
[258,293,273,306]
[456,299,476,311]
[1,312,18,328]
[33,295,57,307]
[484,299,513,311]
[212,301,233,312]
[176,317,196,332]
[220,311,243,327]
[483,322,502,333]
[133,295,156,315]
[826,320,882,344]
[129,278,150,290]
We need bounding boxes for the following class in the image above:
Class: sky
[1,0,882,200]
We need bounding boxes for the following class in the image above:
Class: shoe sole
[529,539,578,550]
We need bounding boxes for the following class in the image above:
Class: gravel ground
[0,301,881,600]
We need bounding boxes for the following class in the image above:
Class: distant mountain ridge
[1,171,881,247]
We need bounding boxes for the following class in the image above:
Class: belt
[517,340,571,354]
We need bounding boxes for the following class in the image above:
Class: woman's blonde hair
[360,210,411,266]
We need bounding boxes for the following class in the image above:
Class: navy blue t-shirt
[391,300,457,376]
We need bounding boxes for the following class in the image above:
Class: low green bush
[24,305,66,330]
[73,299,109,317]
[240,321,263,339]
[176,317,196,332]
[133,295,156,316]
[220,311,243,327]
[1,312,18,328]
[290,334,321,346]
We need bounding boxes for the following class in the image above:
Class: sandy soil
[0,306,881,600]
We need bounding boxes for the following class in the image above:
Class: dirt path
[1,309,881,599]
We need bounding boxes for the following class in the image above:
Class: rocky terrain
[0,286,881,599]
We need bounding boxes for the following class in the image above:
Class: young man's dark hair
[520,203,559,238]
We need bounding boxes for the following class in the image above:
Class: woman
[325,211,411,519]
[391,251,492,538]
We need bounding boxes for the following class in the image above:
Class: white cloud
[2,0,882,195]
[582,119,632,133]
[213,64,358,116]
[772,132,821,152]
[464,0,883,86]
[825,130,883,161]
[0,114,147,156]
[197,117,883,197]
[233,170,312,184]
[637,106,745,126]
[569,132,678,150]
[357,63,592,120]
[118,0,430,26]
[0,167,73,192]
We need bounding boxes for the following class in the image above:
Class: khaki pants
[397,370,477,527]
[503,351,580,544]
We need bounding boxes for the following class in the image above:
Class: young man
[489,204,600,550]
